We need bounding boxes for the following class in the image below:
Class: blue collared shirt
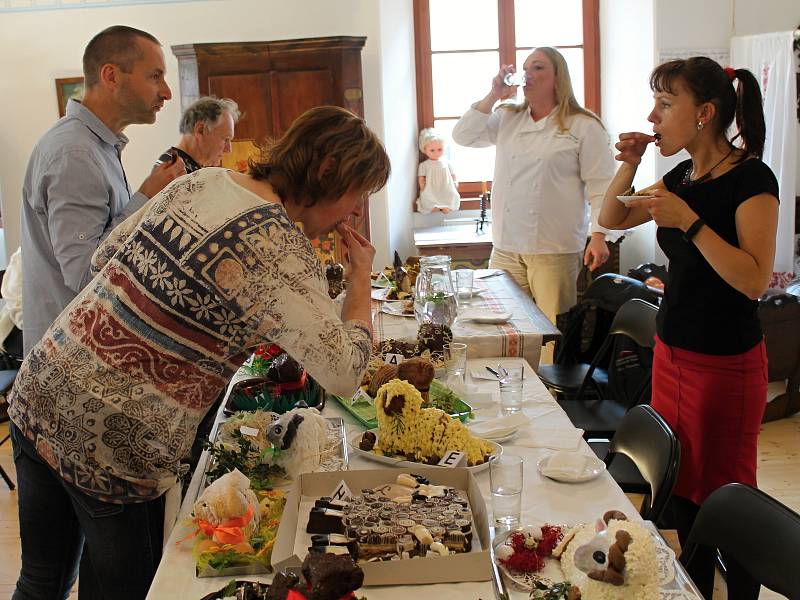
[20,99,148,354]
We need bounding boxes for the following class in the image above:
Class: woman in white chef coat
[453,46,615,351]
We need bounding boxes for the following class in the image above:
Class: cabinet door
[269,69,333,137]
[209,73,273,144]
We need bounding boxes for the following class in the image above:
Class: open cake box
[271,467,492,586]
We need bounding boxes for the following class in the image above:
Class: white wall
[0,0,415,269]
[600,0,657,273]
[377,0,417,265]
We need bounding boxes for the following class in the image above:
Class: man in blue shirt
[20,25,185,356]
[12,25,185,600]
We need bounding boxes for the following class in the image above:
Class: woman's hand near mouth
[614,132,658,166]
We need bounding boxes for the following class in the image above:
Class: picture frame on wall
[55,77,84,117]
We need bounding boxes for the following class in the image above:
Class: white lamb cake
[557,511,659,600]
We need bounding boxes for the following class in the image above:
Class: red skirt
[650,335,767,505]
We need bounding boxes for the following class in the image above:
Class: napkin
[513,427,584,451]
[468,366,501,381]
[469,412,531,437]
[540,451,590,479]
[458,309,512,324]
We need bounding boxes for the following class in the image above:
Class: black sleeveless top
[656,158,779,355]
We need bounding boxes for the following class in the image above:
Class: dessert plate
[371,273,392,288]
[537,451,606,483]
[347,429,501,473]
[380,301,415,318]
[371,287,411,301]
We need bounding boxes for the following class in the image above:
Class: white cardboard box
[271,467,491,586]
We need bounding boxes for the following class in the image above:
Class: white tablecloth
[147,359,700,599]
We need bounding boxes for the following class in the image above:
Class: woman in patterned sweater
[7,106,390,600]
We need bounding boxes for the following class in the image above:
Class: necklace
[680,147,735,188]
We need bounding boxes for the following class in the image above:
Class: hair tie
[723,67,736,82]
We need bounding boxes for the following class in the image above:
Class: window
[413,0,600,208]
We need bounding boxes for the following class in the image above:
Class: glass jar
[414,255,458,327]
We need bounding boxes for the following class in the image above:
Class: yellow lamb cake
[373,378,494,465]
[557,512,659,600]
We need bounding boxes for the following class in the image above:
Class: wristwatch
[683,218,705,243]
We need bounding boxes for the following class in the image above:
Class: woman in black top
[599,57,778,596]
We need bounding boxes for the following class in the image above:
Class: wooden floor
[0,415,798,598]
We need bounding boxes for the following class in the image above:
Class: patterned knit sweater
[8,168,371,503]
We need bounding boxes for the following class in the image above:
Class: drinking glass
[444,342,468,384]
[503,71,526,87]
[454,269,474,302]
[499,364,524,413]
[490,454,523,529]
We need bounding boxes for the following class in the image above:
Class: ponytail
[731,68,766,159]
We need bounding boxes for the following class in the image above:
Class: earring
[696,121,704,131]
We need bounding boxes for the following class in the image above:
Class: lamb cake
[364,378,494,466]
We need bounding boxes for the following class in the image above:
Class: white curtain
[731,31,798,288]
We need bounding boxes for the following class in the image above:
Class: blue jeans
[10,423,165,600]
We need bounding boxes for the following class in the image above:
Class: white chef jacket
[452,104,615,254]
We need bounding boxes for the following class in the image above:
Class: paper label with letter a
[384,353,405,365]
[438,450,467,467]
[329,480,354,502]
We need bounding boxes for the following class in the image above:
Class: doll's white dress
[417,159,461,214]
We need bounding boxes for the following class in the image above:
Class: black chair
[589,405,680,523]
[627,262,669,287]
[541,273,660,400]
[680,483,800,599]
[758,293,800,422]
[557,298,658,439]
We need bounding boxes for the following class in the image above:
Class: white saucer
[537,451,606,483]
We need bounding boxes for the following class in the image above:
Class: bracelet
[683,218,705,243]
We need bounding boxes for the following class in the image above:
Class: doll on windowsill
[416,128,461,214]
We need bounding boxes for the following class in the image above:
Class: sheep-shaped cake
[373,378,494,466]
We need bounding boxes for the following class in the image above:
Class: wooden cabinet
[171,37,368,264]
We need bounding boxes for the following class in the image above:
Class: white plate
[617,194,655,205]
[348,429,502,473]
[371,273,392,288]
[380,301,415,318]
[459,310,512,324]
[537,451,606,483]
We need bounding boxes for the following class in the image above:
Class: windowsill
[413,220,493,248]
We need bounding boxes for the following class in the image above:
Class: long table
[147,359,700,599]
[373,270,560,369]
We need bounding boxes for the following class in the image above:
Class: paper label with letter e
[349,388,372,406]
[329,480,354,502]
[438,451,467,467]
[239,426,260,438]
[384,353,405,365]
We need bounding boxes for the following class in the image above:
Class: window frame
[413,0,600,209]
